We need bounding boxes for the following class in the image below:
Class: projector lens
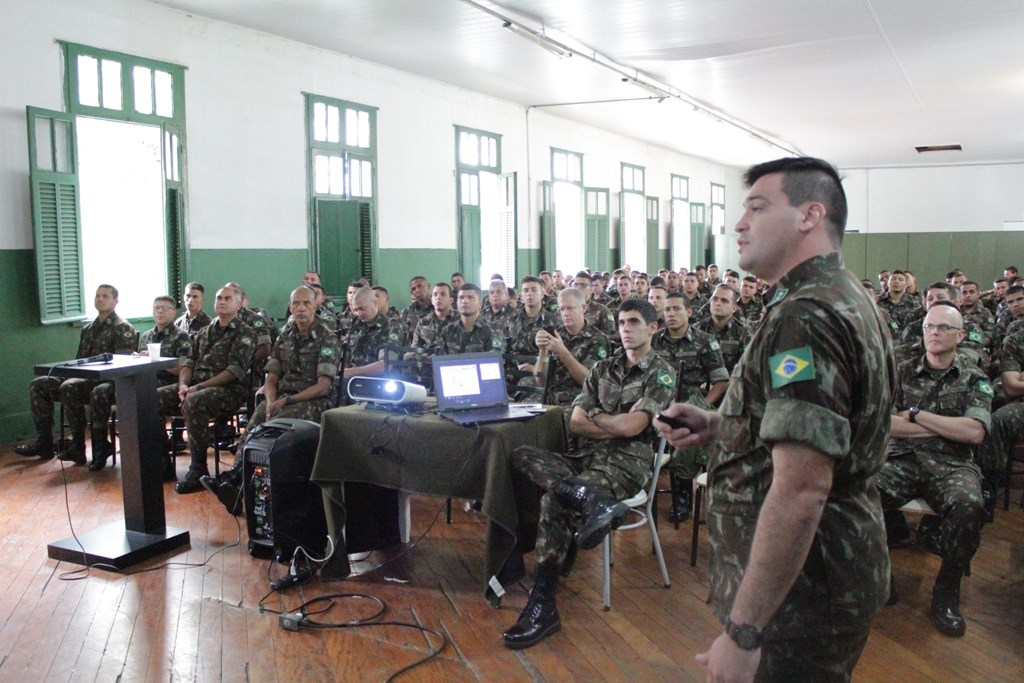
[384,380,397,393]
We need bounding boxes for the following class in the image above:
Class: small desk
[35,354,190,568]
[311,403,565,597]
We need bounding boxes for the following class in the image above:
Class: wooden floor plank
[1,445,1023,682]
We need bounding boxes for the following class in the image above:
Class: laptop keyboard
[456,406,512,421]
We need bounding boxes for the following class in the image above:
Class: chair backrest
[503,352,557,404]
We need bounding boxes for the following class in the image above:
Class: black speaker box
[241,418,327,562]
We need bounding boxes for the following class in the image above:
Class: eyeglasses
[922,323,962,334]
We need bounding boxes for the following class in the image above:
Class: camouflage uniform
[876,294,920,331]
[346,314,407,369]
[336,307,357,342]
[545,324,611,407]
[541,293,560,314]
[400,300,434,335]
[875,353,992,569]
[139,324,192,387]
[174,309,211,336]
[977,330,1024,475]
[157,318,256,473]
[315,304,339,333]
[506,307,558,355]
[736,296,763,322]
[896,318,987,368]
[583,300,617,336]
[652,325,728,478]
[26,312,136,434]
[248,317,341,429]
[237,306,275,350]
[481,304,514,326]
[410,310,458,350]
[511,349,675,565]
[435,318,506,355]
[708,253,896,664]
[695,315,749,373]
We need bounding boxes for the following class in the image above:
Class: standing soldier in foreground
[656,157,895,682]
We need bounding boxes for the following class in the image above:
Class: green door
[316,199,365,298]
[460,204,482,283]
[690,202,706,267]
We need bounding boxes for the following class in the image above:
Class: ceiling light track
[460,0,802,158]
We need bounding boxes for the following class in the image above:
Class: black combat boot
[917,514,942,556]
[930,561,967,637]
[58,430,87,464]
[559,541,579,577]
[884,508,913,548]
[88,428,114,471]
[551,479,629,550]
[668,475,693,524]
[201,461,243,515]
[14,427,55,459]
[502,562,561,649]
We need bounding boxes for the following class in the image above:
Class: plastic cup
[147,343,162,360]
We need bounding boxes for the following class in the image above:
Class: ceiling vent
[915,144,963,153]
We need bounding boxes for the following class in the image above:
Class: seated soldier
[976,325,1024,519]
[436,283,505,355]
[482,278,514,325]
[571,271,616,335]
[507,276,558,357]
[15,284,136,464]
[372,286,401,321]
[90,295,191,474]
[695,284,749,374]
[410,283,458,350]
[158,286,256,494]
[502,300,674,650]
[897,282,986,368]
[226,282,274,362]
[344,286,406,384]
[646,284,667,330]
[401,275,434,333]
[652,291,728,522]
[174,282,212,336]
[202,285,341,514]
[534,287,610,414]
[876,303,991,637]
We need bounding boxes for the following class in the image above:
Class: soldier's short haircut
[348,280,364,290]
[928,300,961,313]
[743,156,848,246]
[617,273,632,283]
[489,279,506,289]
[490,273,504,282]
[372,285,389,295]
[1006,285,1024,297]
[708,263,719,269]
[308,283,325,293]
[713,284,738,303]
[409,275,429,285]
[612,268,625,277]
[879,270,891,277]
[890,270,906,277]
[433,282,453,295]
[927,281,959,299]
[683,273,699,281]
[184,282,204,293]
[961,280,979,290]
[451,272,464,279]
[558,287,585,306]
[634,273,648,282]
[153,295,175,307]
[97,284,119,299]
[648,284,668,295]
[574,270,591,281]
[458,283,482,297]
[618,299,658,325]
[994,277,1008,285]
[1005,266,1019,275]
[650,276,666,287]
[861,281,875,292]
[538,270,551,277]
[694,264,706,271]
[352,286,375,304]
[521,275,544,287]
[220,285,243,303]
[742,275,757,284]
[292,285,316,300]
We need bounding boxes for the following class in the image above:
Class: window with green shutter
[646,196,660,273]
[455,125,505,284]
[584,188,610,272]
[670,174,690,269]
[619,163,646,271]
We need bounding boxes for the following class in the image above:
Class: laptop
[432,352,539,426]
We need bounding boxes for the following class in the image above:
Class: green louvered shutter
[27,107,85,324]
[358,201,374,282]
[584,187,609,271]
[646,196,660,273]
[499,172,517,283]
[541,180,556,271]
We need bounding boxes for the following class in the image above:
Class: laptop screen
[432,352,508,411]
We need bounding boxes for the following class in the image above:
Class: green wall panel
[189,248,306,322]
[841,233,867,279]
[0,249,84,443]
[375,248,458,308]
[994,234,1024,280]
[907,233,951,288]
[516,248,541,283]
[863,234,909,283]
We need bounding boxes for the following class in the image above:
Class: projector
[347,376,427,405]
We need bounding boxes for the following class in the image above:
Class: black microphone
[65,352,114,366]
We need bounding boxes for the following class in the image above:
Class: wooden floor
[0,443,1022,683]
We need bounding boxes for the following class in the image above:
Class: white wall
[0,0,743,262]
[842,163,1024,234]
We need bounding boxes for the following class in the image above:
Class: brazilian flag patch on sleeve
[769,346,816,388]
[967,328,983,344]
[977,379,994,398]
[656,370,675,388]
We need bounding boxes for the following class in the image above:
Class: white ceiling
[147,0,1024,169]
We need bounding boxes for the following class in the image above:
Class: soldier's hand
[534,329,551,351]
[653,402,718,449]
[696,632,760,683]
[265,397,286,420]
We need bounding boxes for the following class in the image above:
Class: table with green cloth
[311,402,566,599]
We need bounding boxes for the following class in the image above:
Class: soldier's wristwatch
[908,406,920,423]
[284,395,294,406]
[724,616,763,651]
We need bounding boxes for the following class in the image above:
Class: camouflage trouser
[875,453,983,567]
[28,376,112,432]
[511,445,646,566]
[755,629,869,683]
[666,389,712,478]
[157,384,247,472]
[246,396,330,431]
[976,400,1024,476]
